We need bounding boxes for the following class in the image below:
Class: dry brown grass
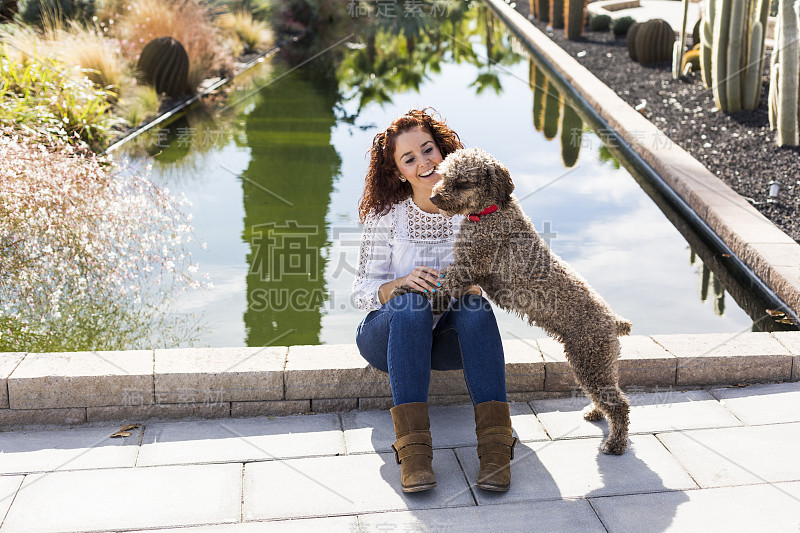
[112,0,234,93]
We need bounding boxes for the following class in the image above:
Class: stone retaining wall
[1,332,798,427]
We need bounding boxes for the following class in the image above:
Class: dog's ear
[490,162,515,207]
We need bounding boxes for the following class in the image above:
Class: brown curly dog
[392,147,632,454]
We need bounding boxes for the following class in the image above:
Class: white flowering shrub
[0,126,209,351]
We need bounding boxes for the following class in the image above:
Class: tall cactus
[542,80,562,140]
[550,0,565,29]
[703,0,769,113]
[532,63,546,132]
[768,0,799,146]
[560,101,582,167]
[535,0,550,23]
[565,0,587,40]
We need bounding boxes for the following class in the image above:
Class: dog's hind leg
[565,336,630,455]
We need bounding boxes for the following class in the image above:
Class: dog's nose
[429,194,441,206]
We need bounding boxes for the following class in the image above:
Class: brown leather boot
[390,402,436,493]
[474,400,516,492]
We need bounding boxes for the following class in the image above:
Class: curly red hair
[358,108,464,222]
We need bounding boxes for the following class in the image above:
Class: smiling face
[430,147,515,216]
[393,127,444,210]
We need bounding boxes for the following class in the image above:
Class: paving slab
[341,403,548,454]
[243,450,474,521]
[710,382,800,425]
[652,332,793,385]
[0,425,141,474]
[454,435,697,505]
[530,389,743,439]
[357,498,606,532]
[0,353,26,409]
[154,346,286,403]
[0,475,24,526]
[657,422,800,488]
[284,344,391,400]
[1,463,241,532]
[136,413,344,466]
[129,516,359,533]
[590,481,800,533]
[7,350,153,409]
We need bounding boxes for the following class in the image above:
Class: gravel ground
[513,3,800,243]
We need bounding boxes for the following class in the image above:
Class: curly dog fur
[393,147,632,454]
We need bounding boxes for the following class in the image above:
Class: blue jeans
[356,292,507,406]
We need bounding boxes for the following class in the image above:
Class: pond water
[117,3,775,349]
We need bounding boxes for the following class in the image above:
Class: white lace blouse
[352,197,465,326]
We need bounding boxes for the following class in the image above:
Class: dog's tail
[616,318,632,337]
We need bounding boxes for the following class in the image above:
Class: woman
[352,108,516,493]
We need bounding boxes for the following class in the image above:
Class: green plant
[136,36,190,98]
[611,15,635,36]
[589,13,611,32]
[19,0,95,26]
[768,0,799,145]
[702,0,769,113]
[117,83,161,127]
[550,0,564,29]
[0,44,118,150]
[565,0,587,40]
[633,18,675,65]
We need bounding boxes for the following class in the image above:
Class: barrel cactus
[634,19,675,65]
[565,0,588,40]
[136,37,190,98]
[681,43,701,74]
[550,0,565,29]
[626,22,642,61]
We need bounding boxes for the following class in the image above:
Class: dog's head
[429,147,515,216]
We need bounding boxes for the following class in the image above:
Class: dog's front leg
[431,263,478,314]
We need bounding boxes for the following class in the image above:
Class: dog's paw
[582,405,605,422]
[600,437,628,455]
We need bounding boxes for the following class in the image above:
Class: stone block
[428,394,472,406]
[652,332,792,385]
[284,344,391,399]
[771,331,800,381]
[311,397,358,413]
[0,407,86,428]
[428,369,469,396]
[86,402,230,423]
[8,350,153,409]
[618,335,676,387]
[358,397,394,411]
[154,346,286,403]
[538,337,579,392]
[503,339,545,392]
[0,352,26,408]
[231,400,310,418]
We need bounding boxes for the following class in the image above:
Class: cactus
[612,15,636,37]
[560,101,582,167]
[672,0,690,79]
[532,63,546,132]
[681,44,702,74]
[691,18,702,47]
[634,19,675,65]
[137,37,190,98]
[768,0,799,146]
[542,80,562,140]
[626,22,642,61]
[550,0,565,29]
[704,0,769,113]
[535,0,550,23]
[565,0,588,40]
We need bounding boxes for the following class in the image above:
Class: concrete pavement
[2,381,800,532]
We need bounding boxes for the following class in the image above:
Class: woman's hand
[400,266,442,293]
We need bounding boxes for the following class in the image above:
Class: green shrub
[611,15,636,37]
[0,44,118,149]
[589,13,611,32]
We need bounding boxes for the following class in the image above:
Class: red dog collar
[468,204,499,222]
